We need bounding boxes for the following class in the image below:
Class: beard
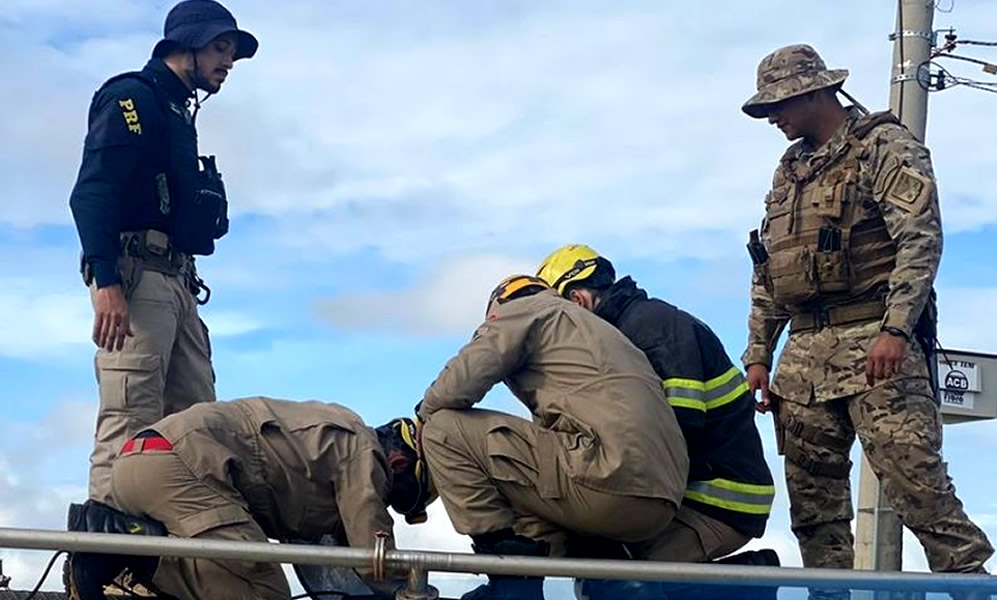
[388,469,424,516]
[197,77,223,94]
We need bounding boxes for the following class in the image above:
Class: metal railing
[1,527,995,597]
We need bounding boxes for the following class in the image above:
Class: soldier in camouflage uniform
[740,44,993,596]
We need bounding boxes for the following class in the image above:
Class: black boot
[579,577,777,600]
[708,549,781,600]
[576,578,671,600]
[460,530,548,600]
[65,500,166,600]
[714,548,780,567]
[565,534,632,560]
[577,549,783,600]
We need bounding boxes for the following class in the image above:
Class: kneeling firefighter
[66,397,436,600]
[538,245,780,600]
[418,275,694,600]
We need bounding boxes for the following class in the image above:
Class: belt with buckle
[789,300,886,334]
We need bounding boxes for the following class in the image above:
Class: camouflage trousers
[779,377,993,574]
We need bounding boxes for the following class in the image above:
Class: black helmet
[153,0,258,60]
[376,418,437,525]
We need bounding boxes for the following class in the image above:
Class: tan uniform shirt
[420,290,689,503]
[743,109,942,402]
[153,397,395,548]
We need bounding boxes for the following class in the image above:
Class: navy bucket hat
[153,0,258,60]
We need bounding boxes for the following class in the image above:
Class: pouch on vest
[815,226,849,295]
[767,177,853,304]
[748,228,774,292]
[172,155,229,256]
[769,244,852,305]
[768,247,819,305]
[747,229,769,266]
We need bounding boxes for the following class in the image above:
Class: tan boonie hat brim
[742,67,849,119]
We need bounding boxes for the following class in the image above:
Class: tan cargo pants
[780,377,994,573]
[88,267,215,503]
[422,408,743,560]
[112,448,290,600]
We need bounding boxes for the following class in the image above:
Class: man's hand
[866,331,907,386]
[93,284,133,351]
[747,363,771,413]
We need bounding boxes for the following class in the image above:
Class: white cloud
[316,253,534,336]
[0,399,93,591]
[937,287,997,351]
[0,279,92,360]
[2,1,997,593]
[4,0,995,265]
[198,308,263,337]
[0,272,262,362]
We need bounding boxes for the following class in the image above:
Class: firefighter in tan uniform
[66,397,436,600]
[741,44,993,599]
[418,275,690,600]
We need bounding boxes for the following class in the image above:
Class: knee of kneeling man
[424,408,464,429]
[421,409,462,445]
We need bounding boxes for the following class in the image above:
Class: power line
[962,81,997,94]
[938,52,997,69]
[919,28,997,97]
[956,39,997,47]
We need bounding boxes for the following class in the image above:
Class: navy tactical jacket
[595,277,774,537]
[69,59,196,288]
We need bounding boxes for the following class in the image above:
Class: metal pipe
[0,528,370,569]
[396,568,438,600]
[407,568,428,592]
[1,528,995,594]
[387,550,995,593]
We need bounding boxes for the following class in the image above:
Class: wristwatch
[881,326,909,340]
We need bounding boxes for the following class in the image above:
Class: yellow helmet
[536,244,615,296]
[486,274,550,315]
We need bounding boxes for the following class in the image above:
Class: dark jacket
[595,277,773,537]
[69,59,197,288]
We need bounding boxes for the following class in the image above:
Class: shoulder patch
[884,165,933,213]
[874,154,901,197]
[118,98,142,135]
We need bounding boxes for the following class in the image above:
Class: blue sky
[1,0,996,597]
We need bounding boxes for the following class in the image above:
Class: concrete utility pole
[853,0,935,587]
[889,0,935,141]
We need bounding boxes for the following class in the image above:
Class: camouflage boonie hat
[742,44,848,118]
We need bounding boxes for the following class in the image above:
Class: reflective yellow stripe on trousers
[662,367,750,412]
[685,478,775,515]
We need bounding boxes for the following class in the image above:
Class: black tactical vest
[99,70,229,256]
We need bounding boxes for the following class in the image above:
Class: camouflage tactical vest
[761,111,899,309]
